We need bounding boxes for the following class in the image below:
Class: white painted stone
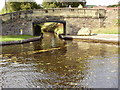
[77,27,91,36]
[78,4,83,8]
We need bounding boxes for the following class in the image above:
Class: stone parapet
[0,8,106,22]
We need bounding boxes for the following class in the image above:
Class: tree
[42,0,86,8]
[0,0,42,14]
[9,2,42,11]
[107,1,120,7]
[42,2,59,8]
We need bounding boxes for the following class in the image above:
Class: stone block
[77,27,91,36]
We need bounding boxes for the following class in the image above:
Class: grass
[54,24,64,34]
[0,35,36,42]
[41,22,64,34]
[41,22,55,30]
[1,26,118,42]
[54,24,119,35]
[92,26,119,34]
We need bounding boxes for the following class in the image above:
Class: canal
[1,33,118,88]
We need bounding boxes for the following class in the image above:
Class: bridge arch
[32,19,66,36]
[0,8,107,36]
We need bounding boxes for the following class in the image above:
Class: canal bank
[0,36,42,46]
[60,34,119,45]
[0,34,119,46]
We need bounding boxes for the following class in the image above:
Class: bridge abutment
[1,18,33,36]
[65,17,105,35]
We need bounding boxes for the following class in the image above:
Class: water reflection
[1,33,118,88]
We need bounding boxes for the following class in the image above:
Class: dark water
[1,33,118,88]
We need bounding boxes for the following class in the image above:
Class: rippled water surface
[1,33,118,88]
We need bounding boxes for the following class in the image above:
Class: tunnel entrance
[33,20,66,36]
[41,22,63,34]
[33,24,42,36]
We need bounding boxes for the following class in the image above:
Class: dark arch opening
[32,20,66,36]
[33,24,42,36]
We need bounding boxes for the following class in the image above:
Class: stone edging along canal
[1,34,119,46]
[0,36,42,46]
[59,34,119,45]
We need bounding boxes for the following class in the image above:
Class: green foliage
[107,4,119,7]
[1,35,36,41]
[9,2,41,11]
[42,0,86,8]
[40,22,63,34]
[113,19,120,26]
[42,2,59,8]
[0,2,13,14]
[107,2,120,7]
[92,26,119,34]
[0,2,42,14]
[54,25,63,34]
[41,22,58,32]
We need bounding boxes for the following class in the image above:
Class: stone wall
[65,17,102,35]
[104,9,119,27]
[1,8,113,36]
[64,9,119,35]
[2,19,33,35]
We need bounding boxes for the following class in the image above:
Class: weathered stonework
[104,9,119,27]
[64,17,101,35]
[2,19,33,35]
[0,8,118,36]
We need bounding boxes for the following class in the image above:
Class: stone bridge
[0,8,107,36]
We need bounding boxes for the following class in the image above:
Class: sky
[0,0,119,11]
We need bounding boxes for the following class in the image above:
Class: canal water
[1,33,118,88]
